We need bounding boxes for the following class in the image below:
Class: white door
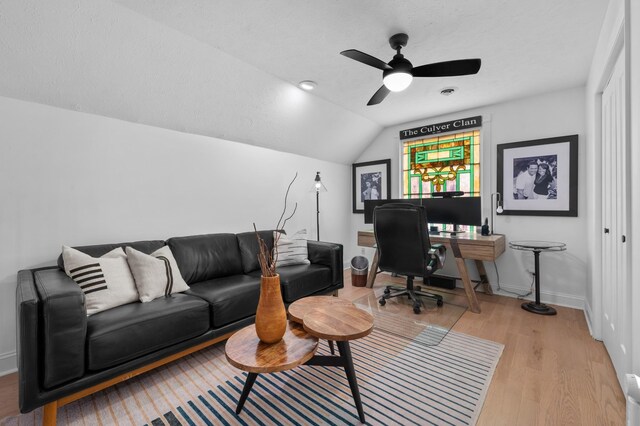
[601,49,631,388]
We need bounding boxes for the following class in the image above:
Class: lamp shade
[383,71,413,92]
[312,172,327,192]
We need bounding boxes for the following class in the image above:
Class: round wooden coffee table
[288,295,352,323]
[302,304,373,423]
[225,321,318,413]
[226,297,374,423]
[288,296,353,354]
[303,304,374,341]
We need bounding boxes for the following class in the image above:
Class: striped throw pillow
[275,229,310,267]
[125,246,190,303]
[62,246,139,315]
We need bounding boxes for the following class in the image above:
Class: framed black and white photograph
[497,135,578,216]
[352,159,391,213]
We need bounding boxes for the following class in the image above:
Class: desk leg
[474,260,494,295]
[236,372,258,414]
[366,251,379,288]
[455,257,481,313]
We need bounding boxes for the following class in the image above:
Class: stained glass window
[401,130,481,199]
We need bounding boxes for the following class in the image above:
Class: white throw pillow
[62,246,139,315]
[125,246,190,303]
[275,229,311,267]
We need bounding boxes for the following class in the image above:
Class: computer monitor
[363,199,420,224]
[421,196,482,227]
[364,197,482,227]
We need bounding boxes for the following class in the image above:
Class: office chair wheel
[415,285,421,292]
[436,298,444,307]
[413,304,421,314]
[384,287,391,295]
[379,297,386,306]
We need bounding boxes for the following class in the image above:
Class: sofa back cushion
[236,230,275,274]
[57,240,166,270]
[167,233,243,284]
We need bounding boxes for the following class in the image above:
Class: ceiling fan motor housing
[384,54,413,77]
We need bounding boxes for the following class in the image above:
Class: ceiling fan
[340,33,481,105]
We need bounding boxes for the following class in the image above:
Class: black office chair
[373,203,447,314]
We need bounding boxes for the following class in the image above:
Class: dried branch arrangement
[254,173,298,277]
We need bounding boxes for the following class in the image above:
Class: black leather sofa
[16,230,343,418]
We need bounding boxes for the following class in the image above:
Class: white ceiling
[0,0,609,163]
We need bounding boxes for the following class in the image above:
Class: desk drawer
[357,231,376,248]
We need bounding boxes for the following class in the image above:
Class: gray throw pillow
[62,246,139,315]
[126,246,190,302]
[275,229,311,267]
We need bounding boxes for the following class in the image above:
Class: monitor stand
[438,224,459,237]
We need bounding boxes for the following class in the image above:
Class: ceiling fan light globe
[383,72,413,92]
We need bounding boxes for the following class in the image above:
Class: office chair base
[379,286,443,314]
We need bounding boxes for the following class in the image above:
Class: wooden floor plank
[0,271,626,425]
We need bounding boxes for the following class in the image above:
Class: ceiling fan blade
[367,85,391,106]
[412,59,481,77]
[341,49,393,71]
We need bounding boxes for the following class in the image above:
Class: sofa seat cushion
[248,264,332,303]
[86,294,210,371]
[186,275,261,328]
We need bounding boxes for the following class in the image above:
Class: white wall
[351,86,587,309]
[0,95,352,375]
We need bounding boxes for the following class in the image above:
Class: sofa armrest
[307,241,344,287]
[17,269,42,413]
[32,268,88,390]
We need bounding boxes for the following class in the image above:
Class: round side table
[509,240,566,315]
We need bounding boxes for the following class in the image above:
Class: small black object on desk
[481,218,490,236]
[509,240,566,315]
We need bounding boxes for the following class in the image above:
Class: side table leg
[328,340,335,355]
[521,250,556,315]
[337,341,365,423]
[236,372,259,414]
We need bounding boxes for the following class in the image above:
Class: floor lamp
[312,172,327,241]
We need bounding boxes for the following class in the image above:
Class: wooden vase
[255,274,287,344]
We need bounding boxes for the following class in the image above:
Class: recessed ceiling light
[440,87,457,96]
[298,80,317,91]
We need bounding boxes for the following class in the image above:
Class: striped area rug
[4,329,503,426]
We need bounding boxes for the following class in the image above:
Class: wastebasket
[350,256,368,287]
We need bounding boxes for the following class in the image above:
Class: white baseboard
[0,351,17,377]
[491,283,584,310]
[346,271,585,310]
[583,300,601,340]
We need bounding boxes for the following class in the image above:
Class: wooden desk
[357,230,506,314]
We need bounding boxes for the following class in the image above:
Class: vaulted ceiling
[0,1,608,163]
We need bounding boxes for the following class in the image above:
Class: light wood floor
[341,272,626,425]
[0,271,626,425]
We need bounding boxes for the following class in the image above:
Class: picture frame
[352,159,391,213]
[497,135,578,216]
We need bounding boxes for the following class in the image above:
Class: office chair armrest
[427,244,446,271]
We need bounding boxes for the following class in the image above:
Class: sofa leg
[43,401,58,426]
[332,290,339,297]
